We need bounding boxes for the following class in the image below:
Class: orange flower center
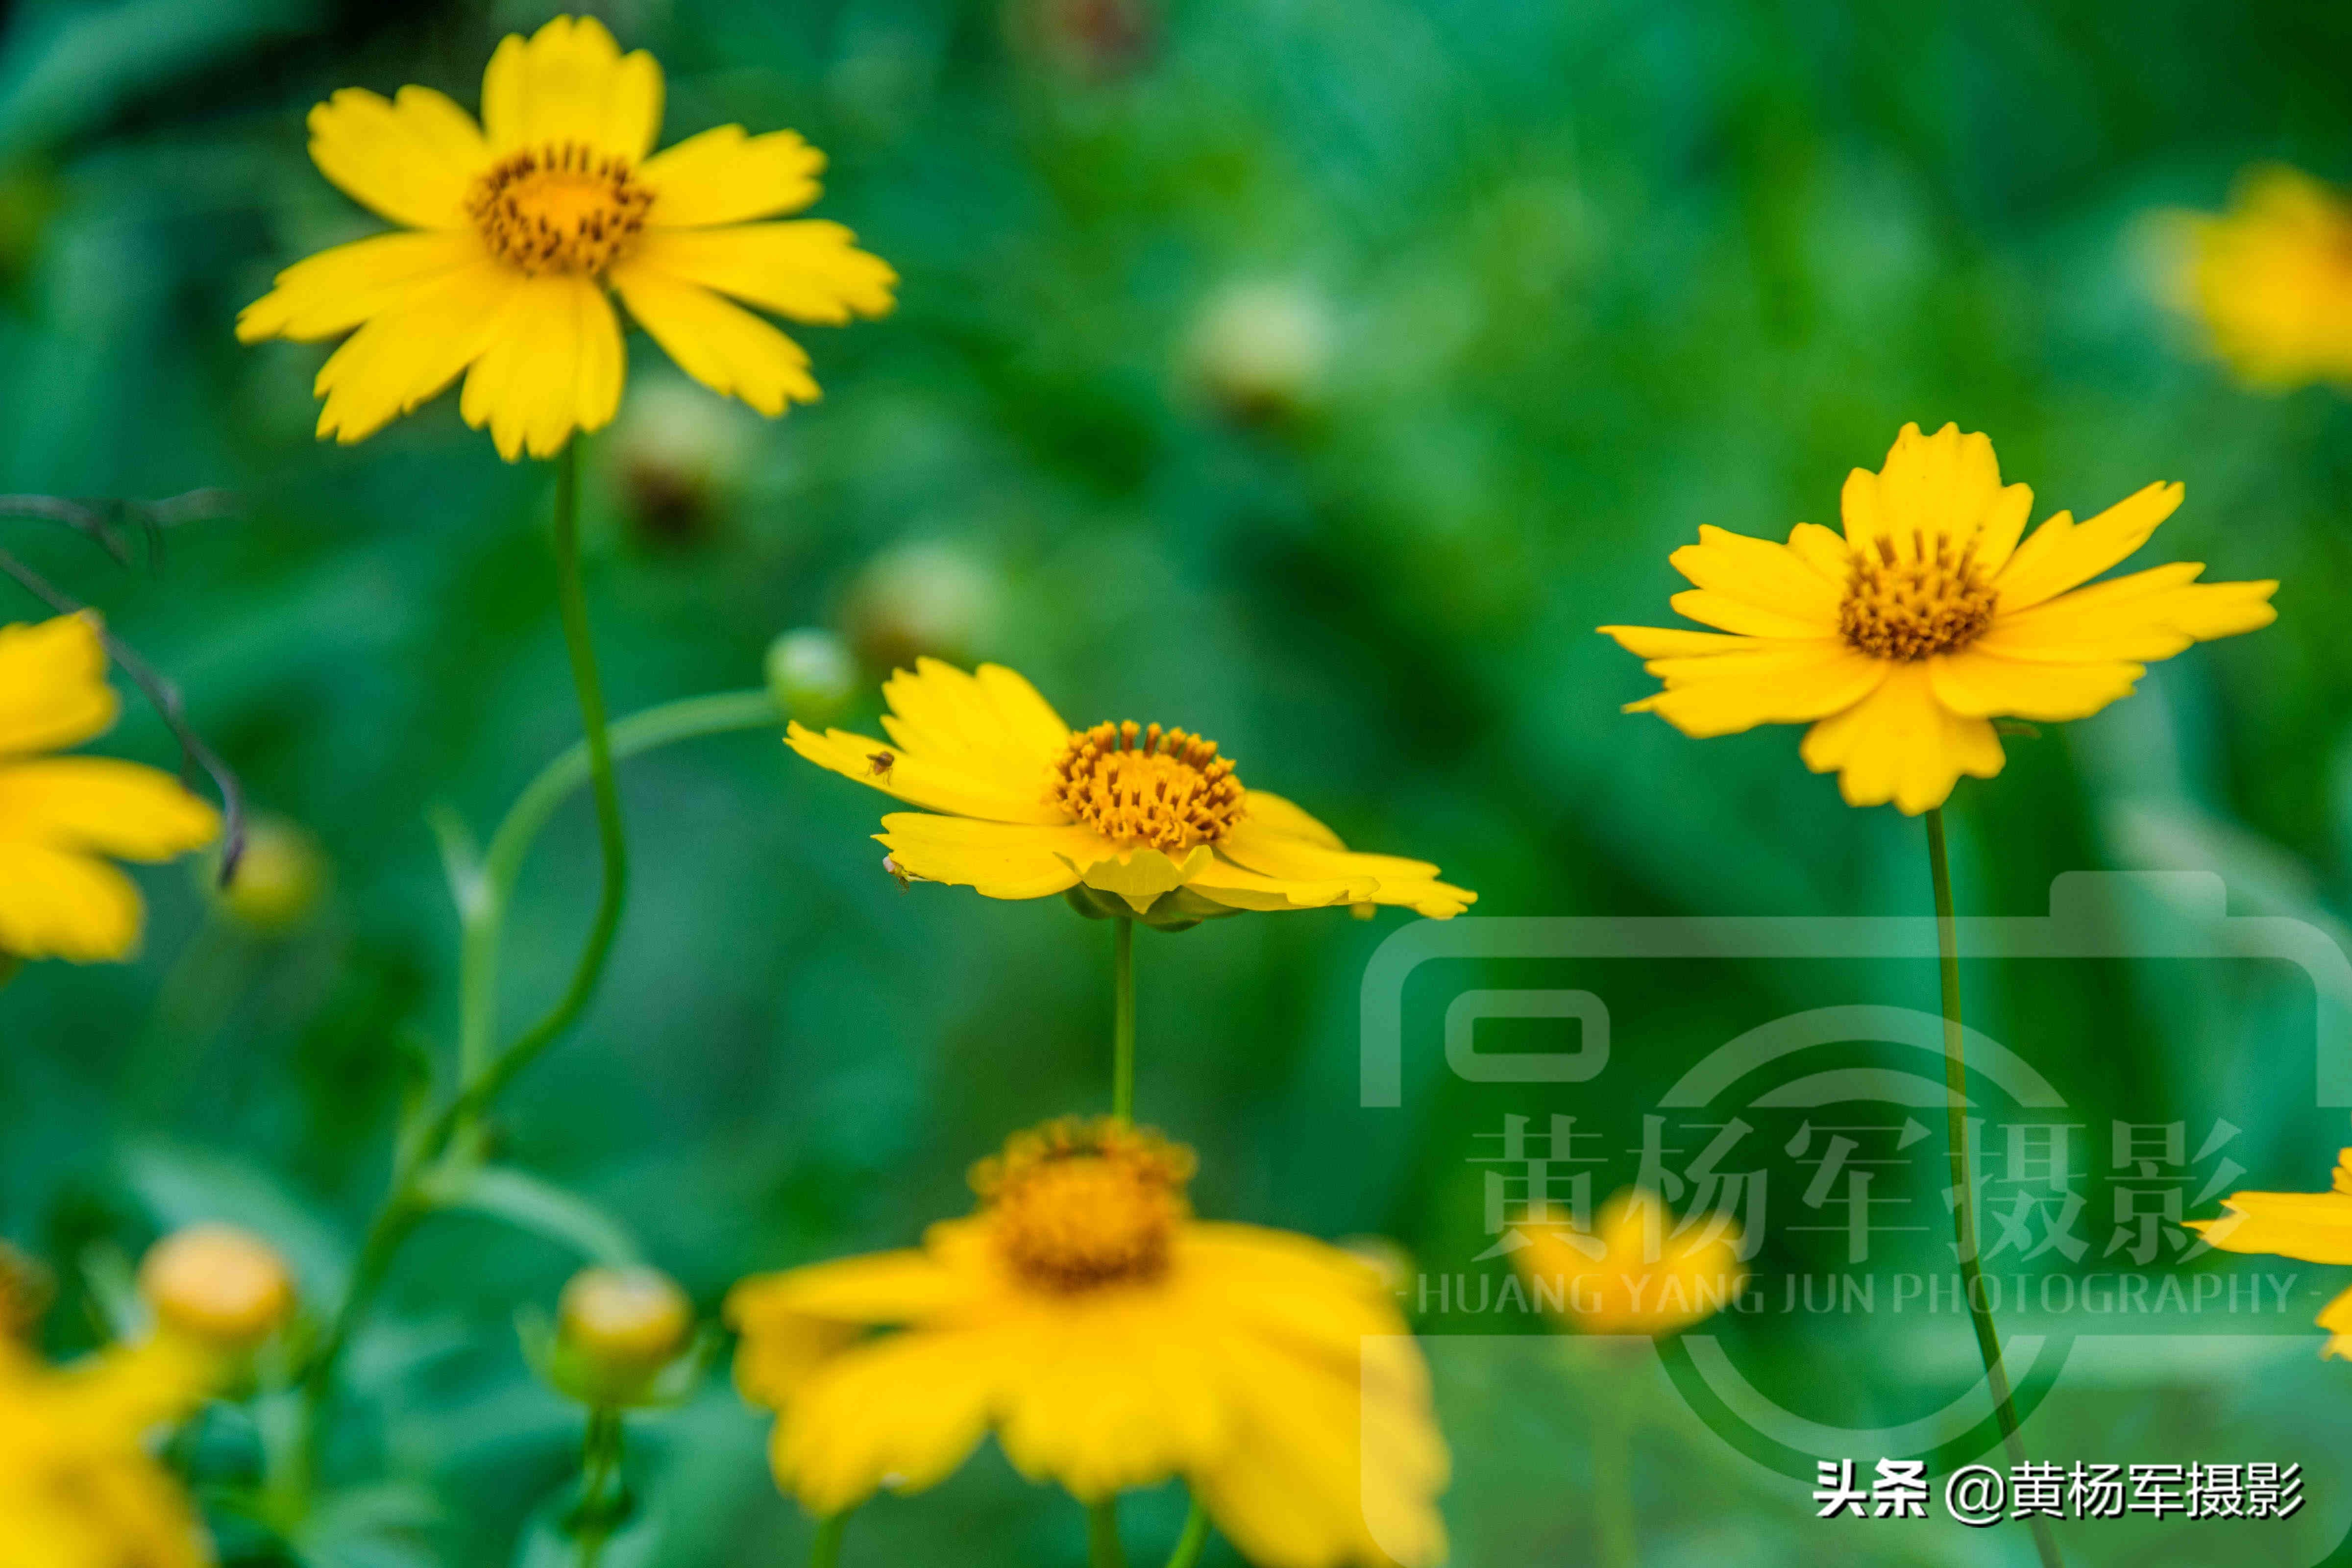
[1838,532,1998,660]
[1048,721,1245,852]
[466,143,653,276]
[975,1118,1195,1292]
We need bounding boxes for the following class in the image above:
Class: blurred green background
[4,0,2352,1563]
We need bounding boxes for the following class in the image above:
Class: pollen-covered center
[467,143,654,276]
[1049,721,1245,852]
[1838,532,1999,660]
[976,1119,1196,1293]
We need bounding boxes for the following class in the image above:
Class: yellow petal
[1625,641,1887,738]
[1214,822,1472,920]
[0,841,144,961]
[311,255,524,445]
[995,1309,1228,1499]
[1980,563,2277,663]
[236,230,492,344]
[1186,851,1364,912]
[1666,588,1836,639]
[2320,1283,2352,1359]
[1239,790,1345,850]
[638,125,825,226]
[1993,482,2184,611]
[729,1247,976,1332]
[1666,525,1843,620]
[305,85,487,229]
[1841,422,2032,571]
[1798,662,2003,815]
[1597,624,1762,659]
[1926,648,2143,721]
[877,659,1073,799]
[0,760,218,860]
[2189,1188,2352,1265]
[479,15,662,162]
[787,724,1067,825]
[609,263,818,416]
[457,273,624,461]
[1071,842,1212,912]
[876,814,1100,900]
[2173,167,2352,390]
[627,222,897,324]
[0,613,117,756]
[772,1328,1003,1515]
[1785,520,1852,577]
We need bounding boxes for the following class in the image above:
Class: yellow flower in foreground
[237,15,896,460]
[787,659,1474,921]
[2191,1145,2352,1358]
[728,1118,1449,1568]
[0,613,220,962]
[2164,166,2352,391]
[1511,1188,1745,1337]
[0,1335,215,1568]
[1601,422,2278,814]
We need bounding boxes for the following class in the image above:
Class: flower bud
[610,376,754,548]
[207,814,326,932]
[764,629,858,728]
[842,541,1001,673]
[556,1266,694,1404]
[1183,280,1334,424]
[139,1224,295,1349]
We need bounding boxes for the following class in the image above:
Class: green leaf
[418,1164,640,1265]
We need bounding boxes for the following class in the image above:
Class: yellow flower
[2190,1145,2352,1357]
[1600,422,2278,814]
[727,1118,1449,1568]
[1510,1188,1745,1338]
[2163,166,2352,391]
[237,15,896,461]
[0,613,221,962]
[786,659,1475,920]
[0,1336,215,1568]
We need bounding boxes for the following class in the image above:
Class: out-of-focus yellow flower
[0,1335,215,1568]
[1601,422,2278,814]
[1511,1188,1745,1338]
[237,15,896,461]
[727,1118,1448,1568]
[2191,1145,2352,1357]
[207,814,326,932]
[138,1224,296,1351]
[0,613,220,962]
[787,659,1474,920]
[2163,166,2352,391]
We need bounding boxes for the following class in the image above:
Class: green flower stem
[1089,1498,1128,1568]
[1111,917,1136,1122]
[1163,1500,1211,1568]
[572,1408,627,1567]
[810,1511,851,1568]
[294,443,786,1479]
[1925,808,2063,1568]
[1594,1358,1638,1568]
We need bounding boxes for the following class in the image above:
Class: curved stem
[809,1511,850,1568]
[1925,808,2062,1568]
[1163,1500,1211,1568]
[1088,1498,1128,1568]
[1111,917,1135,1122]
[572,1408,627,1567]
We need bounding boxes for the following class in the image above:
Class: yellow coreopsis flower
[727,1118,1449,1568]
[1600,422,2278,814]
[1510,1188,1745,1337]
[0,1335,215,1568]
[787,658,1474,921]
[2190,1145,2352,1357]
[0,613,220,963]
[2163,166,2352,390]
[237,15,896,461]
